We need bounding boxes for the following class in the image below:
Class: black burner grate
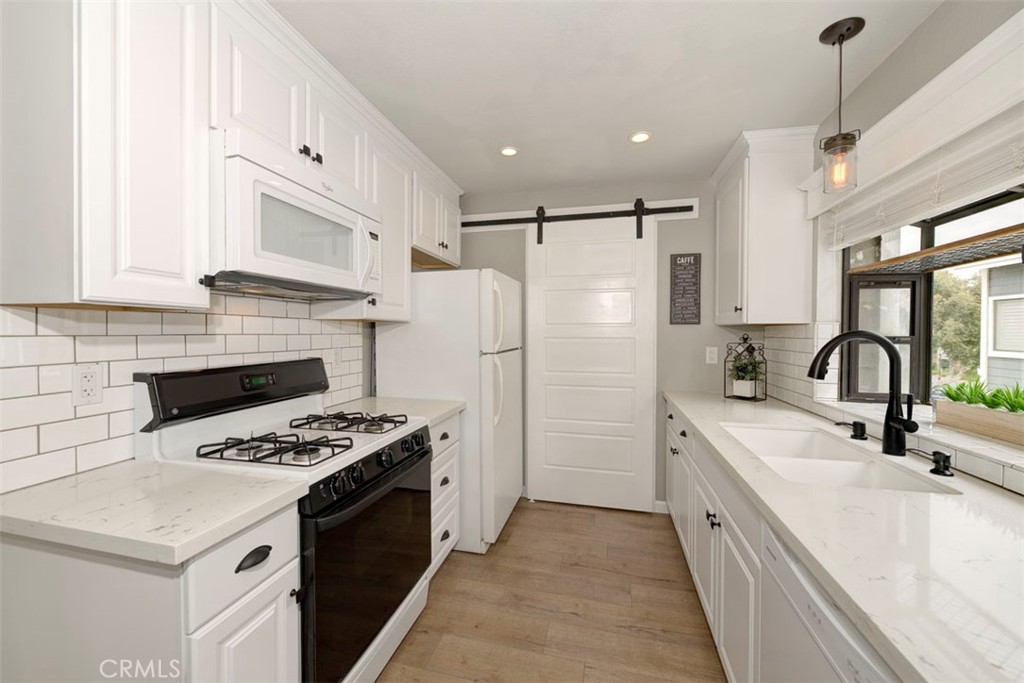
[195,432,354,467]
[290,411,409,434]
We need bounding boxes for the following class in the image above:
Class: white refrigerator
[376,269,523,554]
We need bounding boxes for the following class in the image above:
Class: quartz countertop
[327,396,465,426]
[663,392,1024,683]
[0,461,306,565]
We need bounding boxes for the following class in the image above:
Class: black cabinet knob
[440,431,450,441]
[368,298,377,306]
[679,430,687,438]
[440,476,450,487]
[441,530,450,541]
[298,144,311,157]
[710,519,722,530]
[313,152,323,164]
[670,447,679,455]
[734,305,743,312]
[667,413,674,420]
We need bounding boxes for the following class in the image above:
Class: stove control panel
[299,425,431,516]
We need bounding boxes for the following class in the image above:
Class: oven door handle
[314,449,431,533]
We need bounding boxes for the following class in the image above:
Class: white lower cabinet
[718,508,760,683]
[427,415,462,579]
[188,560,301,683]
[691,466,720,631]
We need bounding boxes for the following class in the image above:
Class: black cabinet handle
[298,144,311,157]
[705,510,715,521]
[440,431,450,441]
[734,305,743,312]
[710,518,721,530]
[679,430,687,438]
[669,447,679,455]
[441,530,450,541]
[667,413,674,420]
[313,152,323,164]
[368,298,377,306]
[440,476,450,487]
[235,545,272,573]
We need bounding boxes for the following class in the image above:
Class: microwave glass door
[260,190,354,272]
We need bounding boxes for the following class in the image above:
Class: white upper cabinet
[411,173,460,268]
[212,7,306,160]
[712,128,816,325]
[1,0,211,309]
[442,196,462,266]
[312,136,413,322]
[308,88,366,194]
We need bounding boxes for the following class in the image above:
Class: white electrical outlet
[72,364,103,406]
[705,347,719,364]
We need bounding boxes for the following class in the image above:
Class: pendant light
[819,17,865,194]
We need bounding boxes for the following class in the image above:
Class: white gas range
[132,359,434,683]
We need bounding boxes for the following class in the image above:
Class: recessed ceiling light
[629,131,652,144]
[499,146,518,157]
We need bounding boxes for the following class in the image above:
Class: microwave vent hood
[200,271,370,302]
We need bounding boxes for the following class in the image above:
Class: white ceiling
[272,1,940,198]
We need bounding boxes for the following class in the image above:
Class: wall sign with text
[670,253,701,325]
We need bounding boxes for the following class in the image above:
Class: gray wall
[815,1,1021,160]
[459,179,760,500]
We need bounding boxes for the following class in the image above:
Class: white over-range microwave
[204,129,382,301]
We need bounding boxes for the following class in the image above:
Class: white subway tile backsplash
[38,364,73,394]
[138,335,186,359]
[0,299,366,492]
[77,435,133,472]
[0,449,76,493]
[163,356,208,372]
[37,308,106,336]
[1,367,39,399]
[39,415,108,453]
[76,336,136,362]
[0,393,74,431]
[243,316,274,334]
[108,311,163,335]
[0,307,36,336]
[163,312,207,335]
[207,314,242,335]
[109,358,163,386]
[186,335,225,356]
[273,318,299,335]
[0,427,38,462]
[259,299,288,318]
[226,296,260,316]
[1,337,74,367]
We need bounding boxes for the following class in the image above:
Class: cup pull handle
[235,545,272,573]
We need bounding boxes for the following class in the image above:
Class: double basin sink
[721,423,958,494]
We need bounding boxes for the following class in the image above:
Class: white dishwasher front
[760,525,896,683]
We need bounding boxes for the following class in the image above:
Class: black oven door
[300,449,431,683]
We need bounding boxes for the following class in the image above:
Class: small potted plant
[730,354,763,398]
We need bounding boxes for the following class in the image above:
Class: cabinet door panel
[691,469,718,629]
[714,160,746,325]
[719,515,759,683]
[665,427,677,522]
[78,0,209,308]
[442,196,461,265]
[311,91,365,194]
[368,138,413,320]
[213,8,305,157]
[188,560,301,683]
[413,174,442,255]
[676,445,693,561]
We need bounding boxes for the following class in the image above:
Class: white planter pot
[733,379,756,398]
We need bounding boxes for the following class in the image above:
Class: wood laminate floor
[379,500,727,683]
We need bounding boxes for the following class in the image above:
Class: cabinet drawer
[432,443,459,516]
[184,506,298,633]
[431,493,459,568]
[429,413,460,451]
[666,405,695,454]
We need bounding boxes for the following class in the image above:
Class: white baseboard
[653,500,669,515]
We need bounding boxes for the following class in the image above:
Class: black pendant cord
[837,33,844,133]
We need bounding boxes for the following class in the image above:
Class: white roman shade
[823,101,1024,251]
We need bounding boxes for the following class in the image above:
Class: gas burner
[290,411,409,434]
[195,433,354,467]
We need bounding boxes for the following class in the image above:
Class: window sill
[809,399,1024,495]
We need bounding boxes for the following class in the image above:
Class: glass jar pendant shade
[819,18,864,194]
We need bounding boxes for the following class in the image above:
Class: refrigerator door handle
[493,355,504,426]
[493,280,505,353]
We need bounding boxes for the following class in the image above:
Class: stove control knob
[400,438,413,454]
[412,432,425,448]
[348,463,366,487]
[377,448,394,468]
[329,472,345,497]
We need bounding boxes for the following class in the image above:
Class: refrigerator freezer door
[480,269,522,354]
[479,349,523,543]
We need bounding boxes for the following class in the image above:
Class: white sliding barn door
[526,217,656,511]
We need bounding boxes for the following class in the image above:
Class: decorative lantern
[725,334,767,402]
[819,17,864,194]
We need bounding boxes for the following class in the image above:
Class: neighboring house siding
[988,357,1024,388]
[989,263,1024,296]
